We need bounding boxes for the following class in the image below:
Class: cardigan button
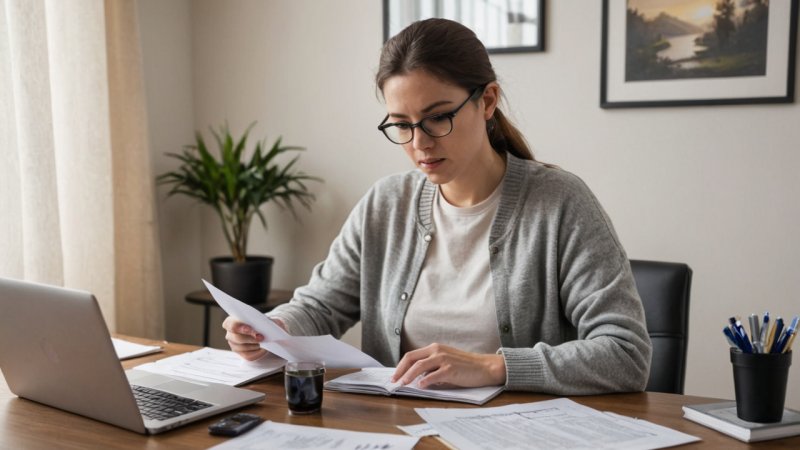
[501,325,511,333]
[394,327,401,335]
[423,234,433,242]
[400,292,408,301]
[491,246,500,255]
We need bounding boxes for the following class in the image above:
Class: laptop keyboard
[131,385,213,421]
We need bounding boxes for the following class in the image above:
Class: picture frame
[383,0,545,54]
[601,0,798,108]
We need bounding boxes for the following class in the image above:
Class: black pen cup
[730,349,792,423]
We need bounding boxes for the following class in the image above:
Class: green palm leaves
[158,123,321,262]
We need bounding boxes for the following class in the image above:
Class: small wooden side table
[185,289,293,346]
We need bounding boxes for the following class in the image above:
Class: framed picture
[383,0,545,54]
[601,0,798,108]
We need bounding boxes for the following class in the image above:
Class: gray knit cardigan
[269,154,652,394]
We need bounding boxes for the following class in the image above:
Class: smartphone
[208,412,263,437]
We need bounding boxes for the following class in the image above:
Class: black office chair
[629,259,693,394]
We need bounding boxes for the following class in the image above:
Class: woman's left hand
[391,343,506,389]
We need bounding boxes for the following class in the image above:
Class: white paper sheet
[134,347,284,386]
[397,422,439,437]
[202,280,383,368]
[209,421,419,450]
[111,337,162,360]
[416,398,700,450]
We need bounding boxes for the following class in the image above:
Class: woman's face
[381,70,497,188]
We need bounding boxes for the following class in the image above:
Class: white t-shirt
[401,185,503,355]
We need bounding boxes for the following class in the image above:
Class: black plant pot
[210,256,273,305]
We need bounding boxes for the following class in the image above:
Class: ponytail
[488,108,534,161]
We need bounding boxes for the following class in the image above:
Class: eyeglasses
[377,85,485,145]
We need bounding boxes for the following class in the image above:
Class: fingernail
[242,326,252,333]
[256,334,264,341]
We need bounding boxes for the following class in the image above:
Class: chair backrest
[629,259,692,394]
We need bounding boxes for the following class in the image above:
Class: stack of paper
[135,347,284,386]
[112,338,162,360]
[416,398,701,450]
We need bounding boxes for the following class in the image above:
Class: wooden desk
[185,289,293,346]
[2,337,798,449]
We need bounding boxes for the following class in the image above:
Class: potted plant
[158,123,320,304]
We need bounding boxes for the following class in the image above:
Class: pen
[759,312,770,353]
[748,314,761,353]
[723,326,739,349]
[770,317,784,354]
[764,318,778,353]
[783,330,796,354]
[775,317,797,354]
[734,320,753,353]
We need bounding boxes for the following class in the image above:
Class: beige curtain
[0,0,164,339]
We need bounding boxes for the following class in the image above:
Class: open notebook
[324,368,503,405]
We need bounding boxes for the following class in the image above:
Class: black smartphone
[208,412,263,437]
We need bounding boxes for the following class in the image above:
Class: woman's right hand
[222,316,286,361]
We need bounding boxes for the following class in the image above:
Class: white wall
[138,0,205,344]
[139,0,800,408]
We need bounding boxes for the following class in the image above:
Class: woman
[223,18,651,395]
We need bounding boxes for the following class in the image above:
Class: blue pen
[770,317,785,354]
[775,319,797,354]
[781,329,796,354]
[774,328,792,354]
[723,326,740,349]
[728,324,746,350]
[734,320,753,353]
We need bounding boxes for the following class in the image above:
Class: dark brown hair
[376,18,534,161]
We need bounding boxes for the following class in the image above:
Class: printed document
[416,398,700,450]
[203,280,382,368]
[111,337,162,360]
[209,421,419,450]
[135,347,284,386]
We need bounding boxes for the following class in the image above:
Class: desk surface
[2,337,798,449]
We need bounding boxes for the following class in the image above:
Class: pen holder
[730,349,792,423]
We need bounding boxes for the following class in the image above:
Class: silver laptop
[0,277,265,434]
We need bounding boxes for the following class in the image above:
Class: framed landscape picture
[601,0,798,108]
[383,0,545,54]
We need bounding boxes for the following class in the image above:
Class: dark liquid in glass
[285,370,324,414]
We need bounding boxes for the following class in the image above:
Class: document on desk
[134,347,284,386]
[416,398,700,450]
[209,421,419,450]
[111,337,162,360]
[202,280,383,368]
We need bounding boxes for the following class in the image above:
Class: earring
[486,117,497,133]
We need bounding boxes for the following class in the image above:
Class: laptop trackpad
[130,372,209,395]
[153,380,207,395]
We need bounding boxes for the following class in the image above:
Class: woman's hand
[391,343,506,389]
[221,316,286,361]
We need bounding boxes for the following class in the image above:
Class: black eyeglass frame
[377,85,487,145]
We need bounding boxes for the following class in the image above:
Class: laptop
[0,277,265,434]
